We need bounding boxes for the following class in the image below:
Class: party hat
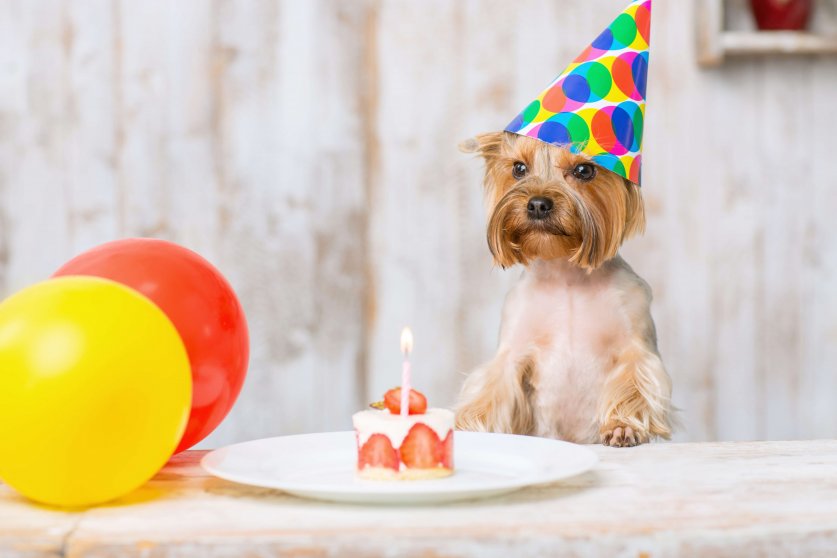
[504,0,651,185]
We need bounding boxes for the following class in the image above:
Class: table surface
[2,439,837,558]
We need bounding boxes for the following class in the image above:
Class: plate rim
[201,431,599,497]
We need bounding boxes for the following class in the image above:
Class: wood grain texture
[2,443,837,557]
[199,0,372,442]
[0,0,836,446]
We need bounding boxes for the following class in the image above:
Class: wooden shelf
[697,0,837,66]
[722,30,837,56]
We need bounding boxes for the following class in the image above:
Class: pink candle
[400,327,413,417]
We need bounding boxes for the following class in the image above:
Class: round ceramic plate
[201,431,598,504]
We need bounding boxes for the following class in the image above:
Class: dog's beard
[487,184,582,268]
[487,182,622,270]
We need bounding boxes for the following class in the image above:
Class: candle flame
[400,327,413,355]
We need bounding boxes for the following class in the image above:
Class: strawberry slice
[358,433,399,471]
[383,387,427,415]
[440,430,453,469]
[399,423,441,468]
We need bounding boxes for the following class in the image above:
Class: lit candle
[400,327,413,417]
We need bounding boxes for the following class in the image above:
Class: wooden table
[3,440,837,557]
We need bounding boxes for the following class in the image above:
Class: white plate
[201,431,598,504]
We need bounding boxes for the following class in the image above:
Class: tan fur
[456,132,672,447]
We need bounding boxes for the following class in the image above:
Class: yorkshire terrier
[455,132,673,447]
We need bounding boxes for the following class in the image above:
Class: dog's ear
[458,132,505,158]
[622,179,646,240]
[571,177,647,270]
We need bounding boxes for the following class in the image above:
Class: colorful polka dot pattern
[504,0,651,185]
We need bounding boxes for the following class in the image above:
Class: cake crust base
[357,466,453,481]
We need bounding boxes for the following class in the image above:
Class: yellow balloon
[0,277,191,507]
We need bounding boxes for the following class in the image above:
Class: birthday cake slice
[353,388,454,480]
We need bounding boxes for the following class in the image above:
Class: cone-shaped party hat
[504,0,651,185]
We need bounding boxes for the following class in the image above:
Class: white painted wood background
[0,0,835,447]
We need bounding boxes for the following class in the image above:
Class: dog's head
[462,131,645,270]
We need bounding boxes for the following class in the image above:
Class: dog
[455,131,673,447]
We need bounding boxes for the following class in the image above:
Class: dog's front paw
[600,424,648,447]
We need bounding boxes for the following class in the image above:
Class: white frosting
[352,408,454,447]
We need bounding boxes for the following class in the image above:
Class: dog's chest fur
[499,257,639,442]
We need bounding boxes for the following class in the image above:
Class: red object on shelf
[750,0,812,31]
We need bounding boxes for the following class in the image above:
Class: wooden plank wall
[0,0,835,446]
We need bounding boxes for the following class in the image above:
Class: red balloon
[54,238,249,453]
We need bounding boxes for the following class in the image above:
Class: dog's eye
[572,163,596,181]
[512,162,528,180]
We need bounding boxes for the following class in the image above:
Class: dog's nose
[527,196,554,220]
